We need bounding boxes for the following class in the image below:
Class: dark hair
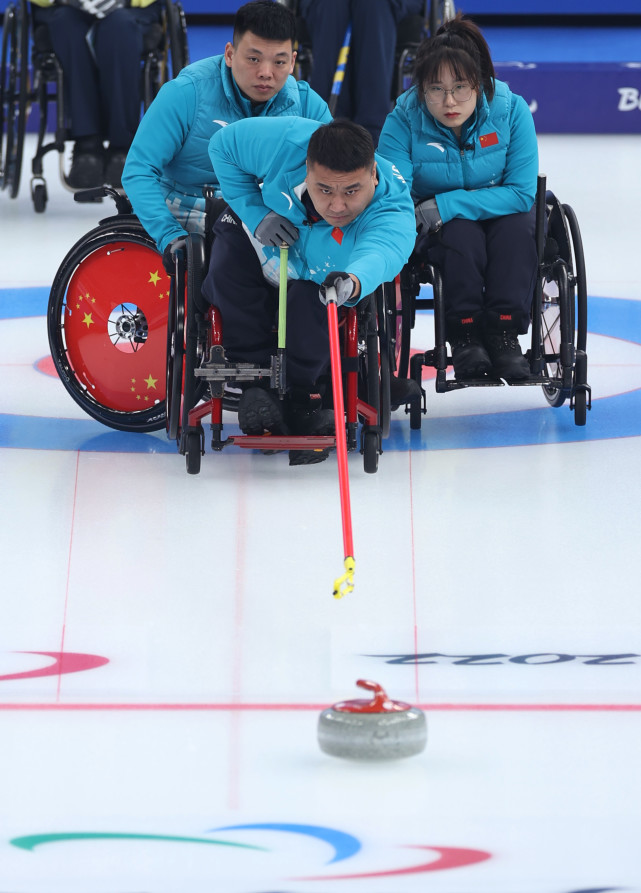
[233,0,297,45]
[413,12,495,102]
[307,119,375,172]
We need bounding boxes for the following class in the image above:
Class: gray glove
[254,211,299,247]
[319,272,356,307]
[415,198,442,234]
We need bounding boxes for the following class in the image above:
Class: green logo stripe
[10,832,268,852]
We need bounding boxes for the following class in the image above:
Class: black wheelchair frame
[392,173,591,428]
[46,189,399,474]
[0,0,188,212]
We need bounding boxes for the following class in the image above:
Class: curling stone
[317,679,427,760]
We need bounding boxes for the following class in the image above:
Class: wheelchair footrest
[228,434,336,451]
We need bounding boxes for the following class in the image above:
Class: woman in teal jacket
[378,13,539,381]
[122,0,331,259]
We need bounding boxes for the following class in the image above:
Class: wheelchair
[390,174,591,429]
[0,0,188,212]
[278,0,456,100]
[47,188,399,475]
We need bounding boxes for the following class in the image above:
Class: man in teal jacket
[201,116,416,465]
[122,0,331,260]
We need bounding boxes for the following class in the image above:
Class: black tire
[47,218,169,432]
[409,399,422,431]
[573,350,588,427]
[0,1,29,199]
[363,429,379,474]
[185,430,202,475]
[168,0,189,77]
[165,273,184,441]
[541,207,576,409]
[32,181,47,213]
[374,286,391,439]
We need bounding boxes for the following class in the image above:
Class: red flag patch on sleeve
[479,131,499,148]
[331,226,344,245]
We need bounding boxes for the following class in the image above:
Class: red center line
[408,449,420,703]
[2,702,640,711]
[57,450,81,702]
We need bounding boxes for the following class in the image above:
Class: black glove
[415,198,442,234]
[319,272,356,307]
[162,237,187,276]
[254,211,299,247]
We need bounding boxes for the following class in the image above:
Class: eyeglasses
[424,84,474,104]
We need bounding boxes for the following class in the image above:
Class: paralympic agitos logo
[5,827,631,891]
[8,825,491,880]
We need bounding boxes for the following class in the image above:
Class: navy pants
[417,209,538,334]
[299,0,424,143]
[32,4,162,147]
[201,215,330,391]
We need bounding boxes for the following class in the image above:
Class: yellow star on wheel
[144,374,158,390]
[82,312,94,328]
[148,270,161,286]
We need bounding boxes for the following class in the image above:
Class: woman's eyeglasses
[424,84,474,104]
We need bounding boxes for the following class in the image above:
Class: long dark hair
[413,12,495,102]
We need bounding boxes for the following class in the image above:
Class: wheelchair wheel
[167,0,189,77]
[48,218,169,432]
[0,0,29,199]
[540,198,587,418]
[375,285,392,438]
[429,0,456,35]
[385,275,412,380]
[165,274,184,441]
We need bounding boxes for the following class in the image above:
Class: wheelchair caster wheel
[185,429,203,475]
[362,429,379,474]
[318,680,427,760]
[31,180,48,213]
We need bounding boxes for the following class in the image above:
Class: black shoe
[238,388,288,436]
[105,149,127,189]
[449,330,492,379]
[67,147,104,189]
[286,402,335,466]
[485,330,530,380]
[390,375,422,410]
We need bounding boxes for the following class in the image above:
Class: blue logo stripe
[211,823,361,864]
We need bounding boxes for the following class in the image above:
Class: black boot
[447,316,492,380]
[238,387,288,435]
[285,390,335,466]
[484,315,530,381]
[67,136,104,189]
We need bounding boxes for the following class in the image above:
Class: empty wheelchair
[47,189,399,473]
[0,0,188,212]
[392,174,591,428]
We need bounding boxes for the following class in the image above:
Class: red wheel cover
[62,241,170,412]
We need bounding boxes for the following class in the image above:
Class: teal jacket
[377,79,538,223]
[209,117,416,300]
[122,55,332,253]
